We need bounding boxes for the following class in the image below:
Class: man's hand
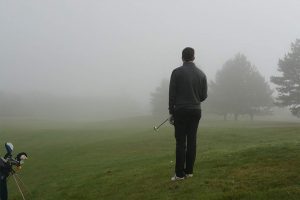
[169,115,174,125]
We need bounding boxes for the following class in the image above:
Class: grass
[0,117,300,200]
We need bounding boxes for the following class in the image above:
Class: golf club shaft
[13,174,26,200]
[15,174,31,195]
[156,117,169,130]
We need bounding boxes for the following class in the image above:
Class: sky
[1,0,300,110]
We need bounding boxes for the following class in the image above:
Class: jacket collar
[183,61,195,66]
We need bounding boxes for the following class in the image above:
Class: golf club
[153,117,170,132]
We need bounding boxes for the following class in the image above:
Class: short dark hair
[182,47,195,62]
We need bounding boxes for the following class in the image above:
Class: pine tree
[271,39,300,118]
[210,53,273,120]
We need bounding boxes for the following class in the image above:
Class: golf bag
[0,157,10,200]
[0,143,27,200]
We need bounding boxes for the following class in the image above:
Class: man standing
[169,47,207,181]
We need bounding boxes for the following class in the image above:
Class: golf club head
[16,152,28,165]
[5,142,14,154]
[153,126,159,132]
[16,152,28,162]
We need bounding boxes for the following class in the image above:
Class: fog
[1,0,300,120]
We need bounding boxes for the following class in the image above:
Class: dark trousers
[0,174,8,200]
[174,109,201,177]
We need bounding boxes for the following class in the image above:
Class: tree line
[151,39,300,120]
[0,93,141,120]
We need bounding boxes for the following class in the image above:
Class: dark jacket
[169,62,207,115]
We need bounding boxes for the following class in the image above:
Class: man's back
[169,62,207,114]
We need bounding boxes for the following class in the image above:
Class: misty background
[1,0,300,120]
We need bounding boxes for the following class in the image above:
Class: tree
[150,79,169,117]
[209,53,273,120]
[271,39,300,118]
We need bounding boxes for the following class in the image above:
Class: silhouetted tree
[150,79,169,116]
[210,53,273,120]
[271,39,300,118]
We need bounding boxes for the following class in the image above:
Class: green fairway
[1,118,300,200]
